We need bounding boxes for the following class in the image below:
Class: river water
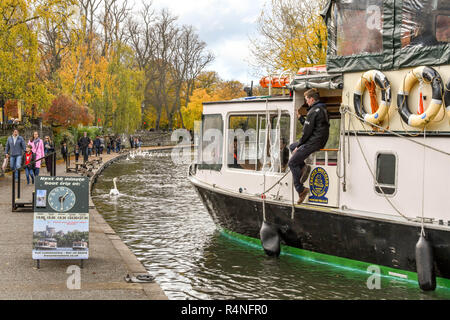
[91,150,450,300]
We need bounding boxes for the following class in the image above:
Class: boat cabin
[192,0,450,225]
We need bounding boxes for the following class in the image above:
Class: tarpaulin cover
[322,0,450,73]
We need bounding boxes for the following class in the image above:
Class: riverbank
[0,148,170,299]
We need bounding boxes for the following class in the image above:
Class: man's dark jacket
[298,101,330,149]
[79,136,90,149]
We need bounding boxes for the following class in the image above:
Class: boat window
[401,0,450,48]
[313,119,341,166]
[199,114,223,171]
[260,113,291,173]
[375,153,397,196]
[227,113,290,173]
[227,115,258,170]
[332,0,384,57]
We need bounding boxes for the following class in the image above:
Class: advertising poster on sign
[32,176,90,260]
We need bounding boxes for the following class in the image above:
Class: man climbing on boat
[288,88,330,204]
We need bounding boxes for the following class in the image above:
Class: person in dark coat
[75,145,80,162]
[78,132,91,163]
[288,88,329,204]
[93,136,101,157]
[44,136,55,174]
[61,142,68,164]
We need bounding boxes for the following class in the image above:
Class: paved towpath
[0,147,172,300]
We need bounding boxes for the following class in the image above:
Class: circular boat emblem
[309,167,329,204]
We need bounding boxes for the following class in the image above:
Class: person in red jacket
[23,145,36,185]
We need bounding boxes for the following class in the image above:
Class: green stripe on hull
[219,228,450,291]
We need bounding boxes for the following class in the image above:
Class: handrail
[320,148,339,152]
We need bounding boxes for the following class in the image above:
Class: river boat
[188,0,450,291]
[72,240,88,250]
[35,238,58,250]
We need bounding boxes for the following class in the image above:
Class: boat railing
[311,149,339,167]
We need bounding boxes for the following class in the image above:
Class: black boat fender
[260,221,281,257]
[415,234,436,291]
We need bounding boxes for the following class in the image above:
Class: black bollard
[260,221,281,257]
[415,234,436,291]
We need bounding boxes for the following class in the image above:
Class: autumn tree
[0,0,74,118]
[43,94,92,127]
[249,0,328,76]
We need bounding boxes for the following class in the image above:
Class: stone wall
[131,131,177,147]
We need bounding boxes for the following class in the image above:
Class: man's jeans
[288,143,318,193]
[10,155,22,180]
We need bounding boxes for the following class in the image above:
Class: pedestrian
[88,139,93,158]
[28,131,45,178]
[44,136,55,174]
[106,136,111,154]
[99,136,105,154]
[75,145,80,162]
[116,136,121,152]
[78,132,90,163]
[23,145,36,184]
[129,136,134,149]
[94,135,101,157]
[61,142,68,164]
[288,88,330,204]
[5,129,26,181]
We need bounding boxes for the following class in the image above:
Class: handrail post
[52,152,56,176]
[66,149,70,173]
[11,169,15,211]
[17,168,21,199]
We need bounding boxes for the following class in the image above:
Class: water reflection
[92,151,450,300]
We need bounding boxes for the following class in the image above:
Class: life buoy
[397,66,443,128]
[444,78,450,121]
[354,70,391,125]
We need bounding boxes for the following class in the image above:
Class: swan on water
[110,178,120,196]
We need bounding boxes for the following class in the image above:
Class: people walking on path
[99,136,105,155]
[61,142,68,164]
[23,145,36,184]
[288,88,330,204]
[28,131,45,178]
[88,139,93,158]
[115,136,121,152]
[75,144,80,162]
[5,129,26,181]
[106,136,111,154]
[44,136,55,174]
[78,132,91,163]
[94,136,101,157]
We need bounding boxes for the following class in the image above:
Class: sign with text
[32,176,90,260]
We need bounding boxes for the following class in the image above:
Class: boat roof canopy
[288,67,343,91]
[322,0,450,73]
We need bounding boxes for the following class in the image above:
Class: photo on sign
[33,218,89,251]
[36,190,47,208]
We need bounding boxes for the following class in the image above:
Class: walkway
[0,148,169,299]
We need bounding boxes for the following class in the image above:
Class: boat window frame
[374,151,398,197]
[197,113,224,172]
[225,111,291,174]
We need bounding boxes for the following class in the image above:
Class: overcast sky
[148,0,267,85]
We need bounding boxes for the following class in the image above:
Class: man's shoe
[297,188,310,205]
[300,164,312,184]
